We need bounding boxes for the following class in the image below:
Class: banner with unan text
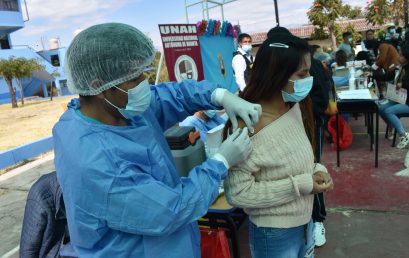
[159,24,204,82]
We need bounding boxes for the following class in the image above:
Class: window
[51,54,60,67]
[0,0,19,11]
[59,80,67,88]
[0,34,10,49]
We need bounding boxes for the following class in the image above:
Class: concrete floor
[235,116,409,258]
[0,154,55,258]
[237,209,409,258]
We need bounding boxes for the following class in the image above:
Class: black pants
[312,193,326,222]
[312,117,327,223]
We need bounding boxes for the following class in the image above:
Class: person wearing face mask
[361,29,380,61]
[223,33,334,258]
[384,23,402,49]
[232,33,254,92]
[53,23,263,258]
[179,110,227,141]
[338,31,355,62]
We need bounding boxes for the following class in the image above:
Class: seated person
[332,50,350,87]
[372,43,400,97]
[179,110,227,141]
[356,51,373,66]
[379,42,409,149]
[331,50,347,70]
[313,51,331,70]
[372,43,400,81]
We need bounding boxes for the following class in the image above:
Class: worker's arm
[150,80,221,131]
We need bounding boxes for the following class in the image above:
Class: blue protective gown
[53,80,228,258]
[179,114,226,141]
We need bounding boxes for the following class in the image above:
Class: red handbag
[327,115,353,150]
[200,228,231,258]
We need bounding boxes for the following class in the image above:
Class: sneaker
[396,132,409,149]
[314,222,326,247]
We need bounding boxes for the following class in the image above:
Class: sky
[10,0,365,51]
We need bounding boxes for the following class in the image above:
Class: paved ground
[0,154,54,258]
[237,209,409,258]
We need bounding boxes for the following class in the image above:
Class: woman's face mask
[282,76,314,103]
[105,79,151,119]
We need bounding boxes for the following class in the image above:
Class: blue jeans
[379,101,409,134]
[249,220,315,258]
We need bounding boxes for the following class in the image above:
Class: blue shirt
[53,80,228,258]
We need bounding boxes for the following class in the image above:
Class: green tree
[345,6,364,19]
[0,57,20,108]
[365,0,390,26]
[307,0,354,49]
[311,27,329,40]
[0,57,44,108]
[390,0,405,24]
[335,23,362,44]
[365,0,408,26]
[143,51,169,84]
[15,58,44,105]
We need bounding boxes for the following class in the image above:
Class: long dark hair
[241,33,310,102]
[335,50,347,67]
[224,33,315,151]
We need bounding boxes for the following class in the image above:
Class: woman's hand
[310,171,334,194]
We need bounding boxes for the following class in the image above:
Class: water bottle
[349,67,356,90]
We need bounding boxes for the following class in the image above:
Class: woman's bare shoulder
[236,113,276,135]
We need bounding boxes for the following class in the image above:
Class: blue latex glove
[211,89,262,133]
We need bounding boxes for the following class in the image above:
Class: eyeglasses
[269,43,289,48]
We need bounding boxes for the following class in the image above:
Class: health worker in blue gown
[53,23,261,258]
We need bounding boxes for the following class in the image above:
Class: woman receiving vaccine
[224,33,334,258]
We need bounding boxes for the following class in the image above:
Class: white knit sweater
[224,103,328,228]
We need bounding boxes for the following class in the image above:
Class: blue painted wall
[0,0,24,33]
[0,48,71,103]
[37,48,67,79]
[0,136,53,170]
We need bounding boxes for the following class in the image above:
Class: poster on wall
[159,24,204,82]
[196,19,241,93]
[199,35,238,93]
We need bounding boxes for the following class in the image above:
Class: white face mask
[105,79,151,119]
[241,44,252,53]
